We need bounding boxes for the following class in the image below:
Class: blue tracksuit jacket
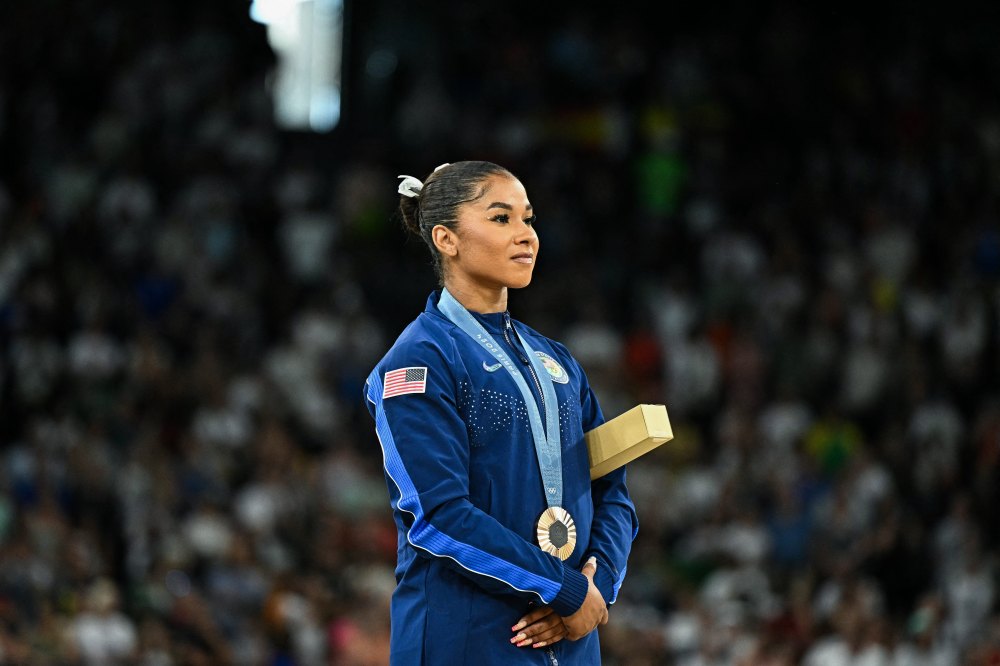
[365,291,638,665]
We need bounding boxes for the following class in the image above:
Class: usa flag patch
[383,367,428,398]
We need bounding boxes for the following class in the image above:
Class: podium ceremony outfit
[365,290,638,665]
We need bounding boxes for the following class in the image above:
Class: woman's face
[445,174,539,290]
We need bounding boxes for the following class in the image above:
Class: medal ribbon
[438,289,563,507]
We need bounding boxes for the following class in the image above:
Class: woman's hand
[560,557,608,640]
[510,606,567,649]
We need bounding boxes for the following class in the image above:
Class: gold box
[586,404,673,480]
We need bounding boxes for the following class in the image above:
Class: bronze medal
[536,506,577,560]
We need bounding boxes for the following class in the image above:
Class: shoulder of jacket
[377,314,460,369]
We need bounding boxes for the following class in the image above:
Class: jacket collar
[425,289,509,335]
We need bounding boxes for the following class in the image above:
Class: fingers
[512,624,566,648]
[528,624,566,649]
[581,556,597,579]
[600,607,609,625]
[510,618,563,646]
[511,608,566,648]
[511,619,567,648]
[511,605,556,633]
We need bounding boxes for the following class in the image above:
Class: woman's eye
[524,215,537,226]
[490,214,510,223]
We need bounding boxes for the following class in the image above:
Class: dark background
[1,1,998,663]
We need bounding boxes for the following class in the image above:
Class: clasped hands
[509,557,608,649]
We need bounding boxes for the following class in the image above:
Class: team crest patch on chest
[535,351,570,384]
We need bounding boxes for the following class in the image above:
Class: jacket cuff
[549,566,589,616]
[591,556,615,605]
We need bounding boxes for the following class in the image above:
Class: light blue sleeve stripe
[610,565,628,603]
[367,371,562,603]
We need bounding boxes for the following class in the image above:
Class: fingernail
[517,639,530,647]
[512,621,525,631]
[533,641,547,648]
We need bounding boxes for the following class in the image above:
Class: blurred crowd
[1,1,999,664]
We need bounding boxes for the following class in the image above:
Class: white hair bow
[397,175,423,198]
[398,164,450,198]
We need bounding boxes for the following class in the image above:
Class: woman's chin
[507,275,533,289]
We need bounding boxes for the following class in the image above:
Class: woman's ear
[432,225,459,258]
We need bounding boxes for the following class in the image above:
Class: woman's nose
[514,221,536,243]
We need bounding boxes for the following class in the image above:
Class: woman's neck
[444,277,508,313]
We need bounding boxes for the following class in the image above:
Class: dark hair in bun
[399,160,512,283]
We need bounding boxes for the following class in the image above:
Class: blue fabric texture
[365,291,639,665]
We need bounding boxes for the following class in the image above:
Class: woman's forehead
[469,174,529,206]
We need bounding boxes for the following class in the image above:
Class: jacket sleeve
[365,339,590,617]
[577,365,639,606]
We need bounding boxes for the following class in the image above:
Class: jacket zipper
[503,313,545,414]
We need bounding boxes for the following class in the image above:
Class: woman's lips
[511,254,534,264]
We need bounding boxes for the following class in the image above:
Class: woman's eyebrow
[486,202,533,210]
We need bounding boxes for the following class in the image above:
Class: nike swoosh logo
[483,361,503,372]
